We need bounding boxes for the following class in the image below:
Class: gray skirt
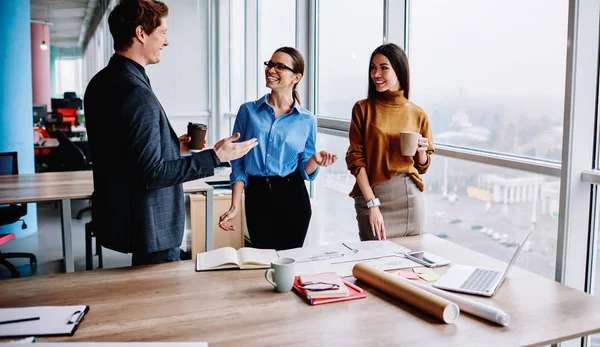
[354,173,424,240]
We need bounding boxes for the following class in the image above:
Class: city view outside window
[409,0,569,161]
[407,0,568,279]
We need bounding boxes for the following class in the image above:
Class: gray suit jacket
[84,54,215,254]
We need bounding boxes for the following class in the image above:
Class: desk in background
[0,171,214,273]
[33,138,59,149]
[1,234,600,346]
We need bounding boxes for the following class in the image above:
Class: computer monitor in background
[51,94,82,111]
[33,104,47,126]
[51,98,65,111]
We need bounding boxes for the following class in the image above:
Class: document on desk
[278,241,416,277]
[330,255,420,277]
[0,305,89,338]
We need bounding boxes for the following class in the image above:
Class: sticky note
[397,270,420,280]
[413,267,440,282]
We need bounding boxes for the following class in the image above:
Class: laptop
[432,226,534,297]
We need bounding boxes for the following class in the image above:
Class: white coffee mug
[265,257,296,293]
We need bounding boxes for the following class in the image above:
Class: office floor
[0,200,131,279]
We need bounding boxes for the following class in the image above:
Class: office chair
[48,130,88,172]
[0,152,37,278]
[85,221,103,270]
[48,131,95,220]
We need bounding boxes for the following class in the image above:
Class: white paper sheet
[282,241,418,277]
[0,306,87,337]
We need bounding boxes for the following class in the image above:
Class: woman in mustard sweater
[346,43,434,241]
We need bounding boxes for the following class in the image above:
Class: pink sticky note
[397,270,420,280]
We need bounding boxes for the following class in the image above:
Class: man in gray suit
[84,0,257,265]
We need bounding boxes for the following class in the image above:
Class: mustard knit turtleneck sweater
[345,90,434,197]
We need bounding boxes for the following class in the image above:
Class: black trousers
[245,170,312,251]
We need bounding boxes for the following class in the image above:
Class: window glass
[409,0,569,160]
[317,0,384,119]
[257,0,296,98]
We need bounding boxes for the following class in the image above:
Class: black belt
[248,169,303,187]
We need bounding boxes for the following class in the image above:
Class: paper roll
[410,281,510,326]
[353,263,460,324]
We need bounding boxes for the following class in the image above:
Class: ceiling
[30,0,95,48]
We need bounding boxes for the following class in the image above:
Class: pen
[0,317,40,325]
[343,280,364,293]
[342,243,359,254]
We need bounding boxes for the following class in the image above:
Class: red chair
[34,127,51,157]
[56,108,77,126]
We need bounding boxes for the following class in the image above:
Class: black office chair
[85,221,103,270]
[0,152,37,278]
[48,130,88,172]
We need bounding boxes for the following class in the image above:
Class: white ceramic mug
[265,257,296,293]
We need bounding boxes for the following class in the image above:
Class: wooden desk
[2,234,600,346]
[0,171,214,273]
[34,138,59,149]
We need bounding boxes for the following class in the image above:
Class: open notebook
[0,305,89,338]
[196,247,278,271]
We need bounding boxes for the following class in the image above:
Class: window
[56,59,83,97]
[425,156,558,279]
[315,129,559,279]
[317,0,384,119]
[313,133,360,244]
[409,0,569,160]
[229,0,245,112]
[257,0,296,98]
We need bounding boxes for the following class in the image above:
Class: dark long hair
[274,46,305,105]
[367,43,410,100]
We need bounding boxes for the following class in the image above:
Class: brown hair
[367,43,410,100]
[274,47,305,105]
[108,0,169,52]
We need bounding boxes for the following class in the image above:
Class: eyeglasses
[264,60,296,73]
[298,281,340,291]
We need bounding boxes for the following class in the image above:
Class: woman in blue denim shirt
[219,47,337,251]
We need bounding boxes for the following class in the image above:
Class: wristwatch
[367,198,381,208]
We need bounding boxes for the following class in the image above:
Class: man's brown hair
[108,0,169,52]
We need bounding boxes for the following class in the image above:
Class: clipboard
[0,305,89,338]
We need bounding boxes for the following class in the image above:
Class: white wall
[82,0,211,140]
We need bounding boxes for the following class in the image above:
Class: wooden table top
[34,138,59,149]
[0,171,212,204]
[1,234,598,346]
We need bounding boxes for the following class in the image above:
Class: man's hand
[179,134,191,155]
[214,133,258,162]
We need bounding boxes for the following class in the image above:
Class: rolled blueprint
[410,280,510,326]
[353,263,460,324]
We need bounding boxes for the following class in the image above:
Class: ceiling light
[39,24,48,50]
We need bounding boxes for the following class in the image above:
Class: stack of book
[293,272,366,305]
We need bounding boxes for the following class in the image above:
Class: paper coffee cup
[188,122,207,150]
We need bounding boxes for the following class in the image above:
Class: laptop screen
[498,225,535,283]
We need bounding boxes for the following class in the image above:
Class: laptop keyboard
[460,268,502,292]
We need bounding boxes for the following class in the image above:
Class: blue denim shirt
[230,93,319,188]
